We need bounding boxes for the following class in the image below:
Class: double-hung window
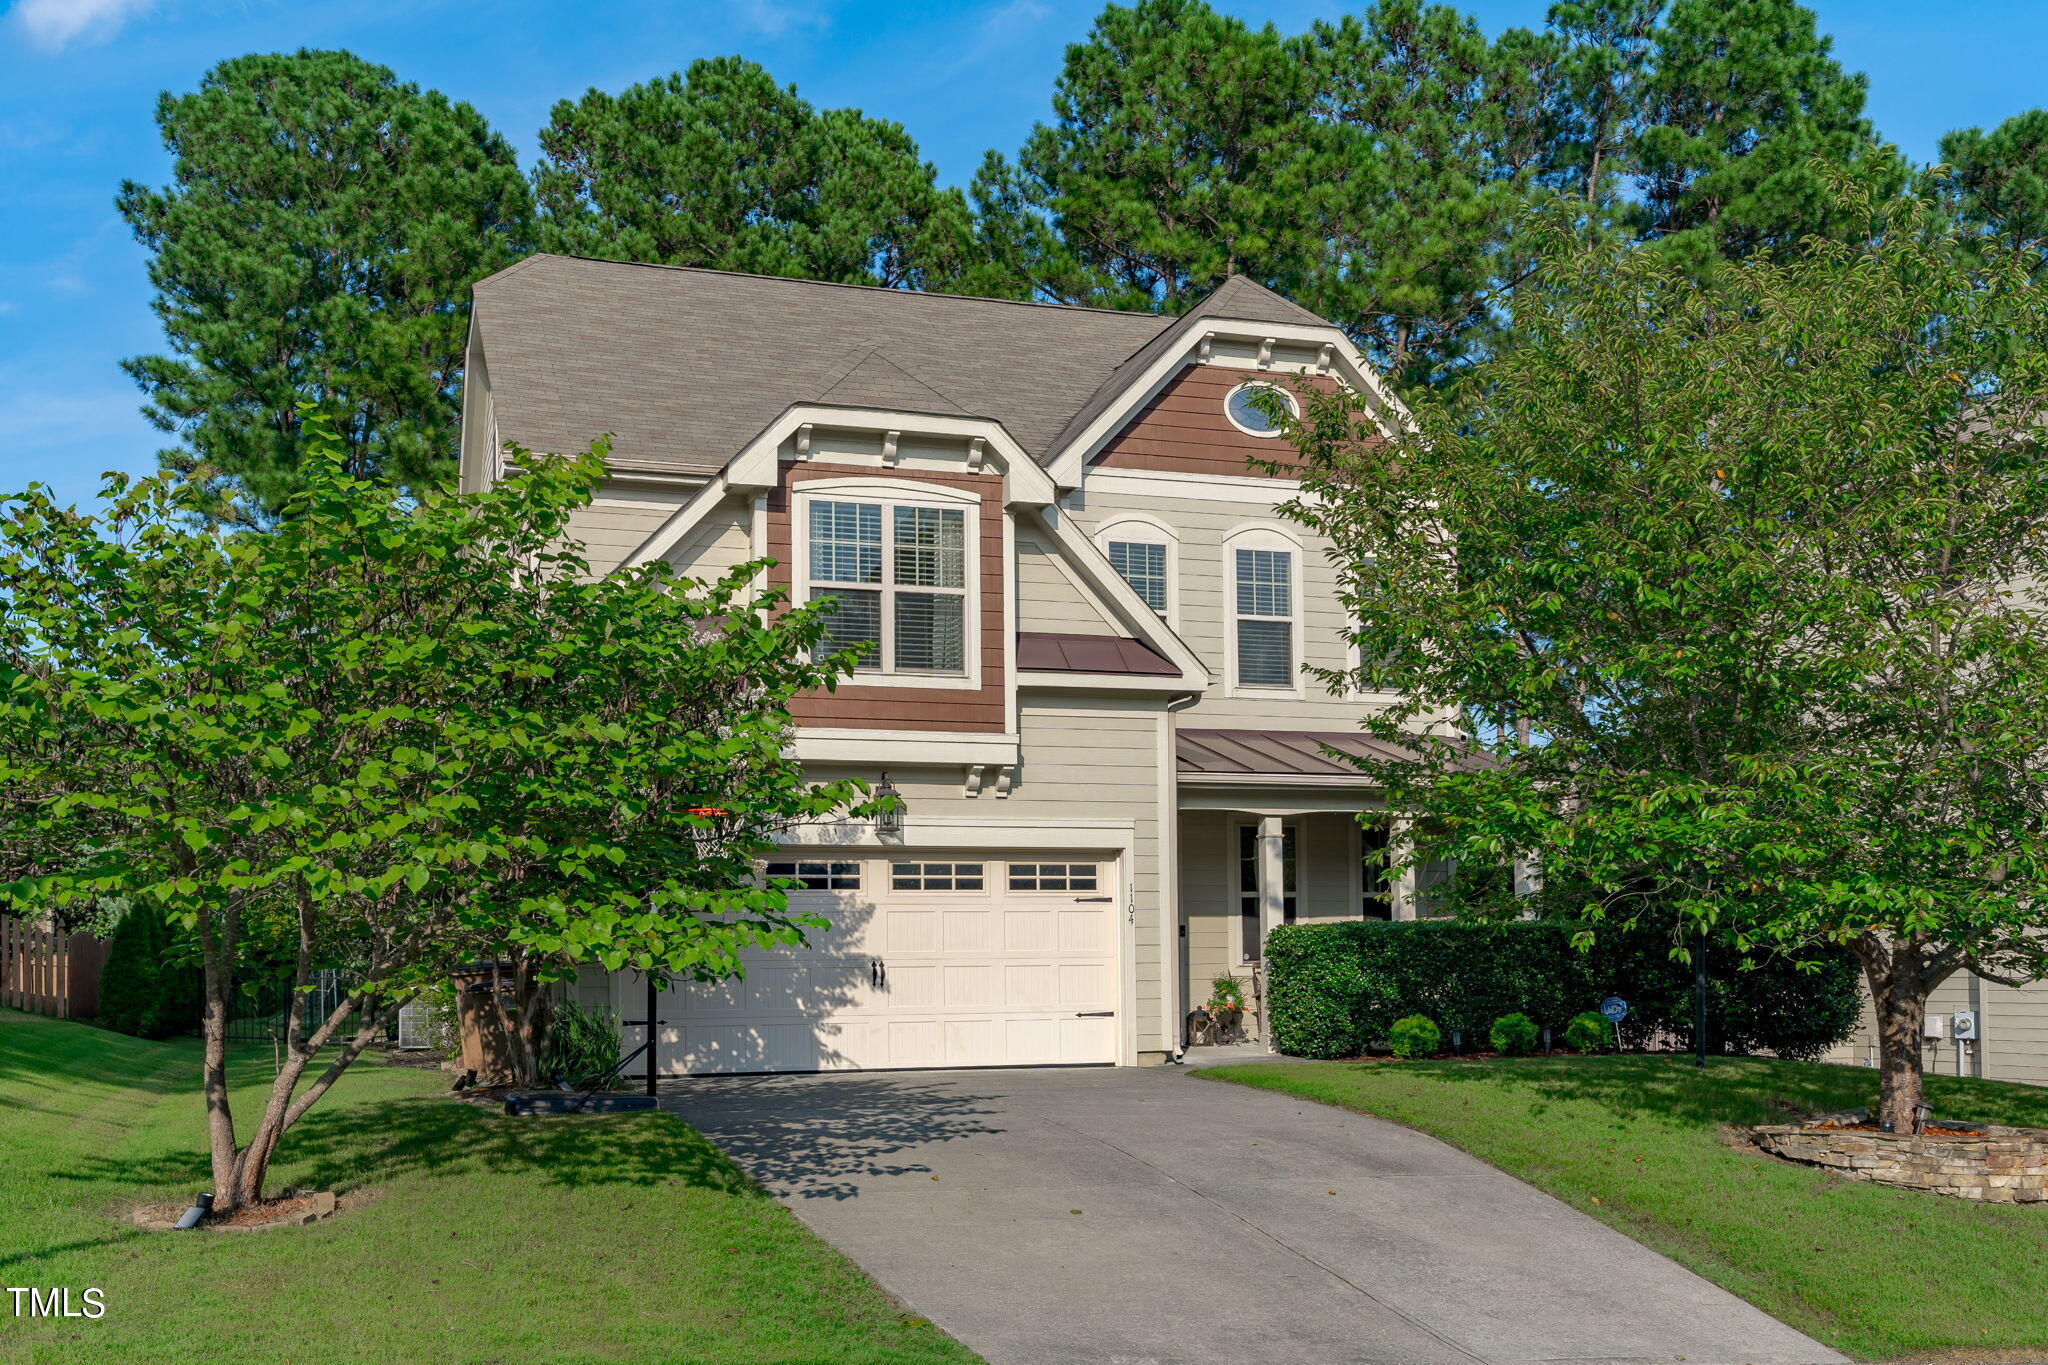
[1233,547,1295,688]
[807,497,969,676]
[1107,540,1169,615]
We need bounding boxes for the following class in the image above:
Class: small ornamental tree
[1281,192,2048,1133]
[0,418,864,1209]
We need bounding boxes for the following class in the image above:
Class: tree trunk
[194,901,242,1210]
[1856,933,1928,1133]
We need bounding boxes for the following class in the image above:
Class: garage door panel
[1059,908,1111,953]
[942,910,996,953]
[1003,909,1056,952]
[657,851,1119,1074]
[942,963,997,1008]
[1058,961,1111,1007]
[1003,962,1055,1007]
[882,908,941,953]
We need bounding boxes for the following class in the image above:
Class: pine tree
[1937,110,2048,256]
[1541,0,1660,219]
[1280,2,1560,383]
[970,0,1307,311]
[1634,0,1902,268]
[118,50,533,518]
[531,57,979,292]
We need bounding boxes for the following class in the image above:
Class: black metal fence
[220,969,349,1044]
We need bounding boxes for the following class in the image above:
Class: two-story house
[458,254,1436,1074]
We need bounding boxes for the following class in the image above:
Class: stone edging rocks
[1752,1109,2048,1204]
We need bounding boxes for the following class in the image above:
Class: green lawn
[0,1009,977,1365]
[1206,1054,2048,1362]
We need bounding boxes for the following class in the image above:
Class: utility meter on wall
[1952,1011,1979,1041]
[1924,1014,1946,1039]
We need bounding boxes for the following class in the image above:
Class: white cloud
[8,0,157,51]
[733,0,828,38]
[0,301,19,315]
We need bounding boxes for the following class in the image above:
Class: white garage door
[648,852,1120,1074]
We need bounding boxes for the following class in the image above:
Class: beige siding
[1827,971,2048,1089]
[1075,486,1407,729]
[561,484,698,577]
[1016,534,1118,634]
[667,503,754,581]
[1181,809,1236,1012]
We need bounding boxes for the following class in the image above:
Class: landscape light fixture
[875,772,904,838]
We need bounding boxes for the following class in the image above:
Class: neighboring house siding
[1828,972,2048,1089]
[1016,534,1119,634]
[809,694,1173,1057]
[563,486,698,577]
[766,461,1008,734]
[1091,364,1334,478]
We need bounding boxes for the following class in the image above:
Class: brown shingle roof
[470,256,1338,476]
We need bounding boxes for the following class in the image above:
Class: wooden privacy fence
[1,914,110,1019]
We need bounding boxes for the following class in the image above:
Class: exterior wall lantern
[874,772,904,838]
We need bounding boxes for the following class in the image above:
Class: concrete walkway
[661,1065,1843,1365]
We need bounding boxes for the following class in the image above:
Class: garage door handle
[1075,1011,1114,1018]
[870,960,886,990]
[1075,896,1113,902]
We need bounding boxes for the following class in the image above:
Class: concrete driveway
[661,1064,1843,1365]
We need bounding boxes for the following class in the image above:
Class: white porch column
[1256,814,1286,945]
[1390,816,1418,921]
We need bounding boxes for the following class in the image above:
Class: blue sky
[4,0,2047,510]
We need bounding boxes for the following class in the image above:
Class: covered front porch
[1173,727,1451,1049]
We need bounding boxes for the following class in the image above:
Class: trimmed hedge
[1264,919,1862,1061]
[97,905,203,1039]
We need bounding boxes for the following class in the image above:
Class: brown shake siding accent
[1090,363,1341,478]
[767,461,1007,733]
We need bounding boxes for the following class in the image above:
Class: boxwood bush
[1490,1012,1541,1056]
[1389,1014,1442,1059]
[1264,918,1861,1061]
[1563,1011,1613,1053]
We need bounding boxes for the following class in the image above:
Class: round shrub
[1489,1012,1540,1056]
[1564,1011,1613,1053]
[1389,1014,1442,1060]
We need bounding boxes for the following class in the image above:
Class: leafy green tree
[1283,196,2048,1133]
[970,0,1305,310]
[118,50,533,519]
[532,57,980,292]
[1936,110,2048,255]
[0,416,864,1209]
[1634,0,1901,268]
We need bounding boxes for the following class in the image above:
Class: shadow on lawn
[53,1092,755,1202]
[659,1073,1008,1201]
[1300,1053,2048,1132]
[1330,1054,1876,1129]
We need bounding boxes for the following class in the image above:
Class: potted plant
[1206,974,1249,1044]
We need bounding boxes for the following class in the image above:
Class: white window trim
[791,478,982,692]
[1093,513,1179,630]
[1222,523,1305,699]
[1223,379,1299,439]
[888,859,992,895]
